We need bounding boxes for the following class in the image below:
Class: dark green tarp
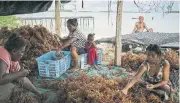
[0,1,71,16]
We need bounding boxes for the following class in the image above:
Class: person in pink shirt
[84,33,99,70]
[0,33,43,102]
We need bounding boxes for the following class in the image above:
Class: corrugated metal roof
[97,32,179,48]
[160,42,179,48]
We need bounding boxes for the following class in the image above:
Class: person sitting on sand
[56,18,87,72]
[84,33,99,70]
[0,33,44,102]
[121,44,176,101]
[132,16,151,33]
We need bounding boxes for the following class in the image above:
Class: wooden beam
[115,0,123,66]
[55,0,61,37]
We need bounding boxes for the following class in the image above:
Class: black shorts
[63,46,86,55]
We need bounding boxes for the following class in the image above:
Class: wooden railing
[18,16,95,33]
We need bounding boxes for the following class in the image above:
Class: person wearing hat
[132,16,151,33]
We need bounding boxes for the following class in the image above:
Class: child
[84,33,99,69]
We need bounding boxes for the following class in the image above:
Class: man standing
[132,16,151,33]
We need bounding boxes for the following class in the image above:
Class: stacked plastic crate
[71,49,103,69]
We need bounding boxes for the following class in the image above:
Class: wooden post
[82,0,84,8]
[115,0,123,66]
[55,0,61,37]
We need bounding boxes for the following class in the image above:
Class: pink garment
[10,61,20,73]
[0,47,20,73]
[84,42,98,65]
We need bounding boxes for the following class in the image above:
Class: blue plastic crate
[36,51,71,78]
[97,49,103,64]
[71,49,103,69]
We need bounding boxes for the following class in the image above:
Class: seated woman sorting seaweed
[56,18,87,72]
[0,33,44,102]
[121,44,176,101]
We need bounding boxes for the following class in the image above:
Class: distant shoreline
[48,10,179,14]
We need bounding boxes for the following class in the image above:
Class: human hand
[91,41,97,48]
[56,49,62,57]
[146,84,155,90]
[19,68,31,77]
[58,42,63,47]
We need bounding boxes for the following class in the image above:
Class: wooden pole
[115,0,123,66]
[82,0,84,8]
[55,0,61,37]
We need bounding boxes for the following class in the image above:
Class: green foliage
[0,16,21,28]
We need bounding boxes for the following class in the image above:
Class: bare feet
[121,89,128,95]
[36,92,47,100]
[72,67,79,72]
[73,68,79,72]
[68,66,79,72]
